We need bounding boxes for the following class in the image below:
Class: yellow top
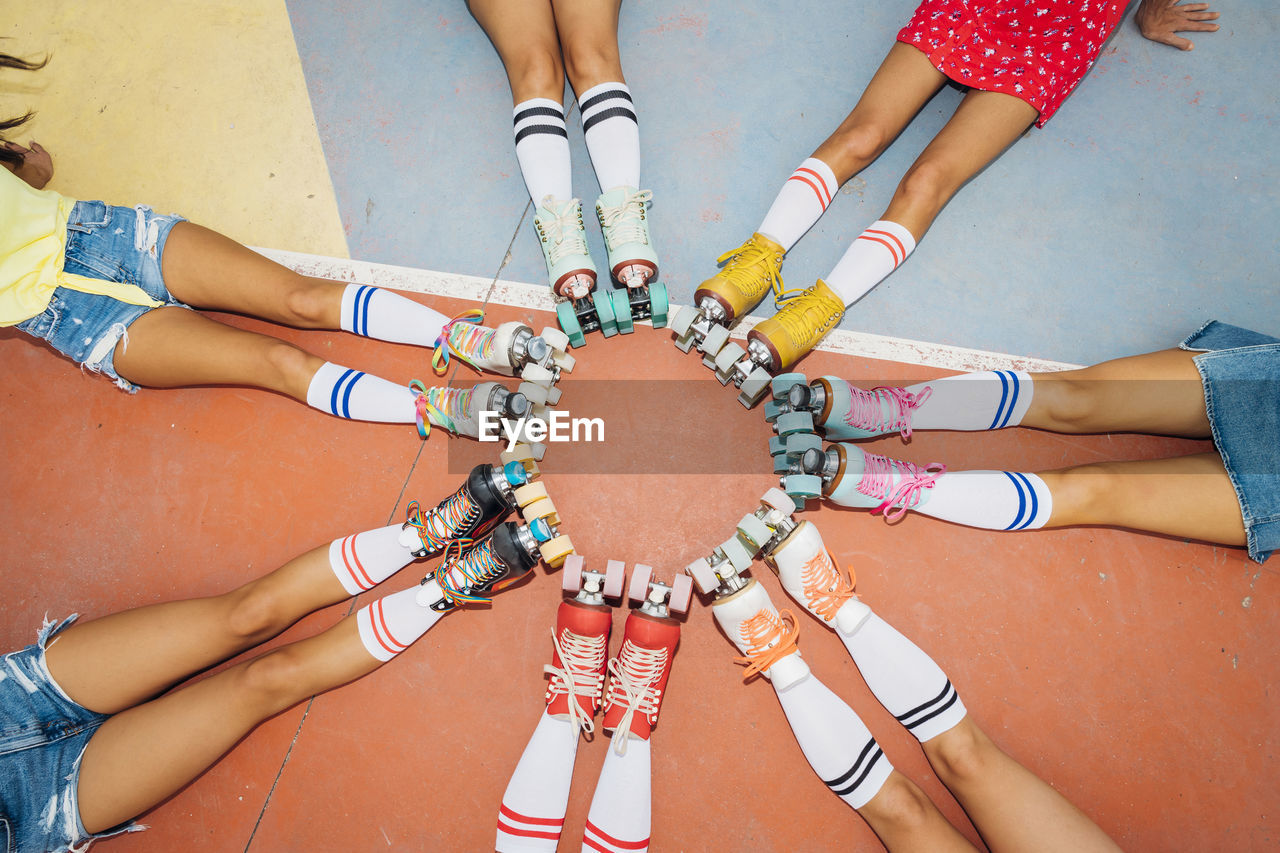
[0,168,163,327]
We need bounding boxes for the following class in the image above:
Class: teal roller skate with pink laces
[782,442,945,516]
[595,187,666,332]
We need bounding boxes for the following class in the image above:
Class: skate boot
[670,233,786,354]
[711,578,810,690]
[761,517,871,635]
[534,196,617,346]
[595,187,667,332]
[545,556,626,734]
[600,565,691,753]
[784,443,945,519]
[410,379,547,458]
[398,457,536,558]
[766,375,932,442]
[433,310,577,396]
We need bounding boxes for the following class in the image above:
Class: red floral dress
[897,0,1130,125]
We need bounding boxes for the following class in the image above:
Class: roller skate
[781,442,945,517]
[595,187,667,332]
[766,374,932,442]
[684,488,800,600]
[534,196,617,347]
[670,232,786,354]
[600,565,690,753]
[544,555,627,734]
[712,576,810,690]
[432,310,576,401]
[759,515,870,635]
[398,451,539,558]
[410,379,548,459]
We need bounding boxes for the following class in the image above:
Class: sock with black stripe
[773,672,893,810]
[919,470,1053,531]
[824,219,916,306]
[907,370,1035,431]
[338,284,449,347]
[356,585,446,662]
[513,98,573,203]
[757,157,839,252]
[836,613,967,743]
[326,524,418,595]
[305,361,416,423]
[578,81,640,191]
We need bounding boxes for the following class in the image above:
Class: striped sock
[496,713,579,853]
[836,613,967,743]
[513,98,573,204]
[582,735,651,853]
[907,370,1034,431]
[327,524,418,595]
[339,284,449,347]
[355,585,445,663]
[305,361,416,423]
[757,157,838,251]
[824,219,916,306]
[920,470,1053,531]
[578,81,640,191]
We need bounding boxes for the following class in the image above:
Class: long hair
[0,52,50,168]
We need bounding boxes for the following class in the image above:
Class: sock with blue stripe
[907,370,1034,431]
[835,613,967,743]
[305,361,416,423]
[919,470,1053,531]
[339,284,449,347]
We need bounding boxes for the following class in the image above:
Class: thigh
[469,0,565,102]
[550,0,623,90]
[911,86,1038,185]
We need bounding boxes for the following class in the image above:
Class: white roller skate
[410,380,546,460]
[710,578,810,690]
[595,187,668,332]
[534,196,617,347]
[433,310,576,397]
[760,517,870,635]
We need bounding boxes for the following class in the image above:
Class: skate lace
[403,490,481,556]
[410,381,471,439]
[772,284,843,350]
[431,309,489,375]
[544,627,608,736]
[856,452,946,521]
[734,608,800,680]
[800,549,859,622]
[538,197,591,266]
[433,539,504,606]
[597,189,652,250]
[604,639,669,755]
[715,236,790,304]
[843,384,932,439]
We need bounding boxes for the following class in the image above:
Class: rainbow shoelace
[431,309,487,375]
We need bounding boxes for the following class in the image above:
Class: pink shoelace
[856,451,946,521]
[842,384,932,439]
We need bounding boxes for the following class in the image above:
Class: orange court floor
[2,295,1276,852]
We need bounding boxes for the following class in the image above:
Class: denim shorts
[0,617,141,852]
[1181,320,1280,563]
[14,201,188,393]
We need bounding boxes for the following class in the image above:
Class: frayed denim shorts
[14,201,188,393]
[0,616,141,852]
[1180,320,1280,563]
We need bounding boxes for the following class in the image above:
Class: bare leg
[857,770,978,852]
[1041,453,1246,546]
[470,0,566,104]
[550,0,624,95]
[923,718,1119,853]
[1026,348,1211,438]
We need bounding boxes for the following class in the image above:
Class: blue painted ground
[287,0,1277,365]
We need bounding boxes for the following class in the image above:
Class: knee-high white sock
[773,673,893,810]
[327,524,419,595]
[338,284,449,347]
[757,157,839,251]
[355,585,445,662]
[305,362,416,423]
[836,613,967,743]
[824,219,916,306]
[907,370,1034,431]
[578,82,640,191]
[921,470,1053,531]
[582,734,651,853]
[514,98,573,203]
[496,712,580,853]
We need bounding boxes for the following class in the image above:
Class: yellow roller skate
[669,232,786,357]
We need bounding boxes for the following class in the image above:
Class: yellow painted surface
[3,1,348,257]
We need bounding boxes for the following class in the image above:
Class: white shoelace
[597,189,652,250]
[539,198,591,266]
[543,627,608,735]
[603,640,667,755]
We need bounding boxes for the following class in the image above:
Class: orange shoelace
[734,608,800,680]
[801,548,860,623]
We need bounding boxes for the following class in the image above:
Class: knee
[831,121,892,167]
[224,582,291,644]
[509,48,565,100]
[262,340,318,391]
[925,719,996,786]
[860,772,935,832]
[1036,377,1103,432]
[281,277,333,327]
[1044,463,1119,525]
[236,649,308,716]
[896,158,959,215]
[561,41,621,90]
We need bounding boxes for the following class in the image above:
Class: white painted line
[256,247,1081,374]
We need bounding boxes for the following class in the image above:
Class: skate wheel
[763,399,790,423]
[685,557,719,595]
[517,381,550,407]
[649,282,669,328]
[539,535,575,569]
[500,444,539,479]
[538,326,571,353]
[593,290,618,337]
[562,555,585,593]
[785,432,823,458]
[713,342,746,384]
[530,442,547,461]
[628,563,654,605]
[556,301,587,348]
[521,363,555,385]
[762,487,798,516]
[773,453,793,475]
[673,332,697,354]
[545,385,563,406]
[737,513,774,550]
[775,411,815,437]
[512,482,549,509]
[669,573,693,615]
[604,559,627,599]
[698,323,730,356]
[670,304,699,337]
[720,534,755,569]
[553,352,576,373]
[768,435,787,457]
[611,288,635,334]
[737,367,772,409]
[771,373,807,397]
[522,497,560,527]
[782,474,822,501]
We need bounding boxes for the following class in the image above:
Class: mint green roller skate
[595,187,666,332]
[534,196,616,347]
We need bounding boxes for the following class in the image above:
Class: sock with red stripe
[773,672,893,810]
[582,734,651,853]
[824,219,916,306]
[304,361,416,423]
[917,470,1053,531]
[757,157,838,251]
[496,713,579,853]
[327,524,418,595]
[578,82,640,191]
[514,98,573,204]
[836,613,967,743]
[906,370,1034,431]
[339,284,449,347]
[355,585,445,663]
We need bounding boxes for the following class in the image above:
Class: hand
[1136,0,1221,51]
[3,139,54,189]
